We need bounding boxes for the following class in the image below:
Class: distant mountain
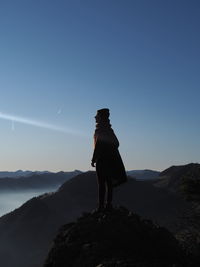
[0,170,50,178]
[0,171,191,267]
[0,170,82,191]
[155,163,200,194]
[0,169,160,180]
[126,169,160,180]
[155,163,200,258]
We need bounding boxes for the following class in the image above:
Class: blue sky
[0,0,199,171]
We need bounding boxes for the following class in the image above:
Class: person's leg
[96,161,106,210]
[105,176,113,210]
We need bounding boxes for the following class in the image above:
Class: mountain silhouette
[155,163,200,194]
[0,170,49,178]
[0,170,192,267]
[0,170,81,191]
[127,169,160,180]
[155,163,200,261]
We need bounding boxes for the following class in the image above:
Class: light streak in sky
[0,111,84,136]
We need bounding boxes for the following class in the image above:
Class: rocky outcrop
[44,207,188,267]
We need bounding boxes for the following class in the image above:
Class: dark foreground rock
[44,207,190,267]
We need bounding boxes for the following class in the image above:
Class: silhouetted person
[91,108,127,212]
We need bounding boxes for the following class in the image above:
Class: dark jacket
[92,127,127,187]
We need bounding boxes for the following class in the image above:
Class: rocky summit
[44,207,189,267]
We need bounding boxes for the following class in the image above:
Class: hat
[95,108,110,118]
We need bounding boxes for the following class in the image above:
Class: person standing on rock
[91,108,127,212]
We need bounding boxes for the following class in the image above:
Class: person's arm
[91,152,96,167]
[91,135,99,167]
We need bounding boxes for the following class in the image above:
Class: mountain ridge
[127,169,160,180]
[0,170,82,191]
[0,170,50,178]
[0,170,192,267]
[155,163,200,193]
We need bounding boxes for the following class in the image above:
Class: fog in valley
[0,187,58,217]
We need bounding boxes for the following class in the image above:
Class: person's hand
[91,161,96,167]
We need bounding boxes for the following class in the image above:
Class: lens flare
[0,111,83,136]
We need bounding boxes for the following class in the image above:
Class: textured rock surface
[44,207,188,267]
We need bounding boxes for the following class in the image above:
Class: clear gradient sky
[0,0,200,172]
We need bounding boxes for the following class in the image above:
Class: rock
[44,207,189,267]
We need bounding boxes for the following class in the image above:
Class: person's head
[95,108,110,123]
